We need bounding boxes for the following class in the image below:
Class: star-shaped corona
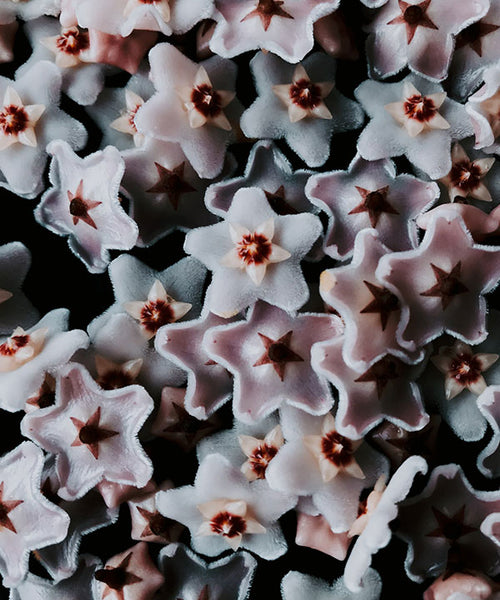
[41,26,90,69]
[0,86,45,150]
[110,90,146,147]
[240,0,293,31]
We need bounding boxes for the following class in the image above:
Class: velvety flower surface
[355,75,473,178]
[466,64,500,155]
[241,51,364,168]
[157,453,296,559]
[35,140,138,274]
[203,300,342,422]
[265,409,389,532]
[365,0,489,81]
[184,187,322,317]
[9,554,101,600]
[0,61,86,198]
[75,0,213,37]
[397,463,500,582]
[0,0,60,23]
[210,0,340,63]
[134,43,242,179]
[22,362,154,501]
[0,308,88,413]
[0,442,70,588]
[281,568,382,600]
[376,212,500,352]
[306,154,438,260]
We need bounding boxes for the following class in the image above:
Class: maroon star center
[136,506,177,541]
[387,0,438,44]
[359,280,400,331]
[419,261,469,310]
[253,330,304,381]
[146,162,196,211]
[95,552,143,600]
[426,506,476,542]
[67,180,102,229]
[264,185,298,215]
[240,0,294,32]
[349,186,398,228]
[70,406,119,459]
[0,482,23,534]
[455,20,500,57]
[354,355,401,399]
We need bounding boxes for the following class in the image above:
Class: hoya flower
[35,140,138,274]
[203,300,342,422]
[265,407,389,532]
[20,17,107,106]
[121,138,220,247]
[109,90,146,147]
[355,75,472,179]
[376,212,500,352]
[0,0,60,22]
[396,464,500,583]
[306,154,438,261]
[282,569,382,600]
[344,456,428,592]
[448,0,500,100]
[157,453,296,559]
[134,43,242,179]
[74,0,213,37]
[21,362,154,501]
[155,307,235,419]
[466,65,500,155]
[10,555,102,600]
[431,341,498,400]
[184,188,322,317]
[210,0,340,63]
[94,542,164,600]
[365,0,489,81]
[311,335,428,440]
[477,386,500,478]
[418,203,500,243]
[424,571,500,600]
[440,143,497,203]
[0,241,39,335]
[157,543,257,600]
[295,512,351,560]
[0,442,70,588]
[240,51,364,168]
[0,309,87,413]
[0,61,86,198]
[85,29,157,75]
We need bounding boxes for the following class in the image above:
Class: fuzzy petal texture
[477,386,500,478]
[281,568,382,600]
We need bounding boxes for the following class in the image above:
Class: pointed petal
[228,222,249,243]
[197,521,216,536]
[468,375,487,396]
[210,111,232,131]
[220,248,242,269]
[292,64,309,83]
[384,101,406,124]
[311,103,333,120]
[403,81,421,98]
[445,376,464,400]
[451,142,468,163]
[475,353,499,371]
[268,244,291,264]
[224,533,242,550]
[245,518,266,534]
[405,118,425,137]
[344,460,365,480]
[169,301,192,321]
[194,66,211,88]
[148,280,167,303]
[239,435,260,457]
[273,84,291,105]
[322,413,336,434]
[123,301,144,320]
[472,182,492,203]
[303,435,322,458]
[428,92,447,108]
[188,109,207,129]
[125,89,144,110]
[319,456,340,482]
[110,115,134,135]
[225,500,247,517]
[288,103,308,123]
[256,217,274,239]
[474,158,496,176]
[428,113,450,130]
[245,262,267,286]
[265,425,284,448]
[4,87,22,106]
[122,358,143,379]
[17,128,37,147]
[430,355,453,373]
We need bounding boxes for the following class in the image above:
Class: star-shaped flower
[94,355,143,391]
[366,0,489,81]
[94,542,164,600]
[157,543,257,600]
[376,212,500,351]
[0,61,86,198]
[21,362,154,500]
[396,464,500,582]
[0,442,70,588]
[440,143,495,202]
[265,407,388,532]
[134,43,242,179]
[319,229,423,371]
[0,309,87,413]
[154,307,235,419]
[431,340,498,400]
[35,140,138,274]
[355,74,473,178]
[282,569,382,600]
[466,64,500,155]
[85,29,157,75]
[203,301,342,422]
[295,512,351,560]
[240,51,364,168]
[157,453,296,559]
[184,188,322,317]
[110,89,146,147]
[210,0,340,62]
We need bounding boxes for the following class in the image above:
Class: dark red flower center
[403,94,437,122]
[449,160,482,192]
[210,511,247,538]
[79,424,106,446]
[236,233,272,265]
[321,431,354,467]
[56,29,89,55]
[95,567,127,590]
[449,353,482,385]
[0,105,28,135]
[97,370,135,391]
[191,84,222,118]
[404,5,423,24]
[127,105,140,132]
[69,197,88,218]
[289,79,322,110]
[149,513,173,537]
[0,334,29,356]
[140,299,174,334]
[248,443,278,478]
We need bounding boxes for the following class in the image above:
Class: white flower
[0,86,45,150]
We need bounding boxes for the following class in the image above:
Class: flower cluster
[0,0,498,599]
